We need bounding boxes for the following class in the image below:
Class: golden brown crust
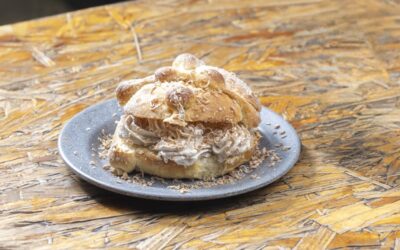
[172,53,204,70]
[124,83,243,125]
[116,75,155,106]
[215,67,262,112]
[224,89,261,128]
[109,121,257,179]
[193,66,226,89]
[155,66,180,82]
[115,54,261,128]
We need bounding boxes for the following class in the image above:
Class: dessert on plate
[109,54,261,179]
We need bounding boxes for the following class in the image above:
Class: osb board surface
[1,0,400,249]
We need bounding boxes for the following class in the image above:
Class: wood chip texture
[1,0,400,249]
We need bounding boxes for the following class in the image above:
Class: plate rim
[58,99,301,201]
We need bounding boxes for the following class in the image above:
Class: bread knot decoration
[116,53,261,128]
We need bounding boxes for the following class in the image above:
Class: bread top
[125,82,243,126]
[116,53,261,128]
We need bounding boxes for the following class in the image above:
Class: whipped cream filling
[119,115,253,166]
[119,115,159,146]
[153,126,210,166]
[211,125,252,163]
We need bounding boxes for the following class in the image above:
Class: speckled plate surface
[58,99,301,201]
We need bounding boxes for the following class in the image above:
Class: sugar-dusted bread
[109,53,261,179]
[124,82,243,125]
[116,53,261,127]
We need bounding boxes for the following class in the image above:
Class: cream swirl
[120,116,253,166]
[119,115,159,146]
[153,125,210,166]
[212,125,252,162]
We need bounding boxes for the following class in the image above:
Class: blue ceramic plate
[58,99,301,201]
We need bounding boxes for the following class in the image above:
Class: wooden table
[1,0,400,248]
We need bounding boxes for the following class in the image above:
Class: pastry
[109,54,261,179]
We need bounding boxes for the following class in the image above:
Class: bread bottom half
[108,122,258,179]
